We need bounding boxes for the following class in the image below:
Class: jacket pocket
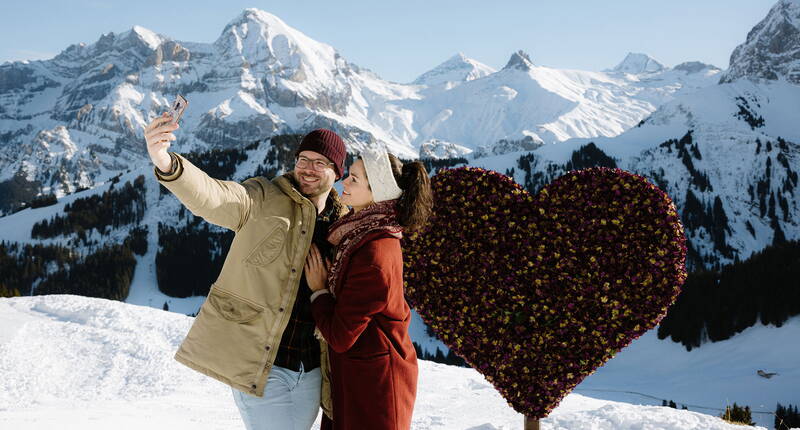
[244,220,288,267]
[179,286,268,386]
[208,288,263,323]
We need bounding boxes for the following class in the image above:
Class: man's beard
[294,171,332,198]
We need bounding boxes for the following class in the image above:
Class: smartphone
[168,95,188,124]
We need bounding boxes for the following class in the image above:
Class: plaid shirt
[273,196,337,372]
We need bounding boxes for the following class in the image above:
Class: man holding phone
[144,102,346,430]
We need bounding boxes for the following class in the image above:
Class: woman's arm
[310,243,391,354]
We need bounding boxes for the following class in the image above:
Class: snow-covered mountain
[609,52,667,74]
[720,0,800,84]
[0,8,722,207]
[0,294,779,429]
[0,9,421,204]
[412,52,496,90]
[467,81,798,271]
[410,49,721,159]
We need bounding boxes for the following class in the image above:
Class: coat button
[291,268,297,273]
[301,230,306,234]
[265,345,270,351]
[251,384,257,389]
[279,307,285,312]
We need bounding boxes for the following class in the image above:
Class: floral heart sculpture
[402,167,687,418]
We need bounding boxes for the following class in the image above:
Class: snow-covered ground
[0,295,779,429]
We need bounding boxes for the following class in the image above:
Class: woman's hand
[304,244,331,292]
[144,112,179,172]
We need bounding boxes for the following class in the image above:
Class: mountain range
[0,8,724,203]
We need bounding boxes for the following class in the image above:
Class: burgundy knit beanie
[296,129,347,179]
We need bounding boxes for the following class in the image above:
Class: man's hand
[304,244,331,292]
[144,112,179,172]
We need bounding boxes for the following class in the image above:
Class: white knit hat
[361,146,403,202]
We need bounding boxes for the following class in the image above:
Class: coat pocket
[341,351,396,425]
[244,220,288,267]
[180,287,268,385]
[208,288,263,323]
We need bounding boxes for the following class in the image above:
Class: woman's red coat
[312,231,418,430]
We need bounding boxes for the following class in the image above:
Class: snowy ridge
[0,8,724,200]
[410,49,721,157]
[0,295,773,429]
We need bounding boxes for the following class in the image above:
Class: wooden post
[524,416,540,430]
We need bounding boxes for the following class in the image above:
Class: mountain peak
[412,53,495,86]
[720,0,800,84]
[673,61,721,74]
[216,8,295,45]
[213,8,343,82]
[610,53,665,74]
[236,8,289,28]
[503,50,534,71]
[127,25,163,50]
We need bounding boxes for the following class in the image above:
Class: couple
[145,113,431,430]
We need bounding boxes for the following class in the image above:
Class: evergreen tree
[721,403,754,425]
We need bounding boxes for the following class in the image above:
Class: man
[145,113,346,430]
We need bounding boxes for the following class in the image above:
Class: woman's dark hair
[387,154,432,231]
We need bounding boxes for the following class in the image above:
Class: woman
[304,147,432,430]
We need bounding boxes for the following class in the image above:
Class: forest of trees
[419,156,469,174]
[34,243,137,301]
[776,403,800,430]
[0,241,77,296]
[31,176,146,241]
[155,218,233,298]
[658,240,800,350]
[0,173,41,215]
[1,224,145,300]
[412,341,468,367]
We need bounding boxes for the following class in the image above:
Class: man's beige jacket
[156,153,337,417]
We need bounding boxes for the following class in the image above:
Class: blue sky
[0,0,776,83]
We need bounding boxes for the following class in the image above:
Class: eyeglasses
[295,156,335,171]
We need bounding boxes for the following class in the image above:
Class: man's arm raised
[144,112,262,232]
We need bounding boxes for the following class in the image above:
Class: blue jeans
[232,363,322,430]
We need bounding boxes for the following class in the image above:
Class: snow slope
[0,295,770,430]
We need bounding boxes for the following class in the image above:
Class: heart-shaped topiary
[403,167,687,418]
